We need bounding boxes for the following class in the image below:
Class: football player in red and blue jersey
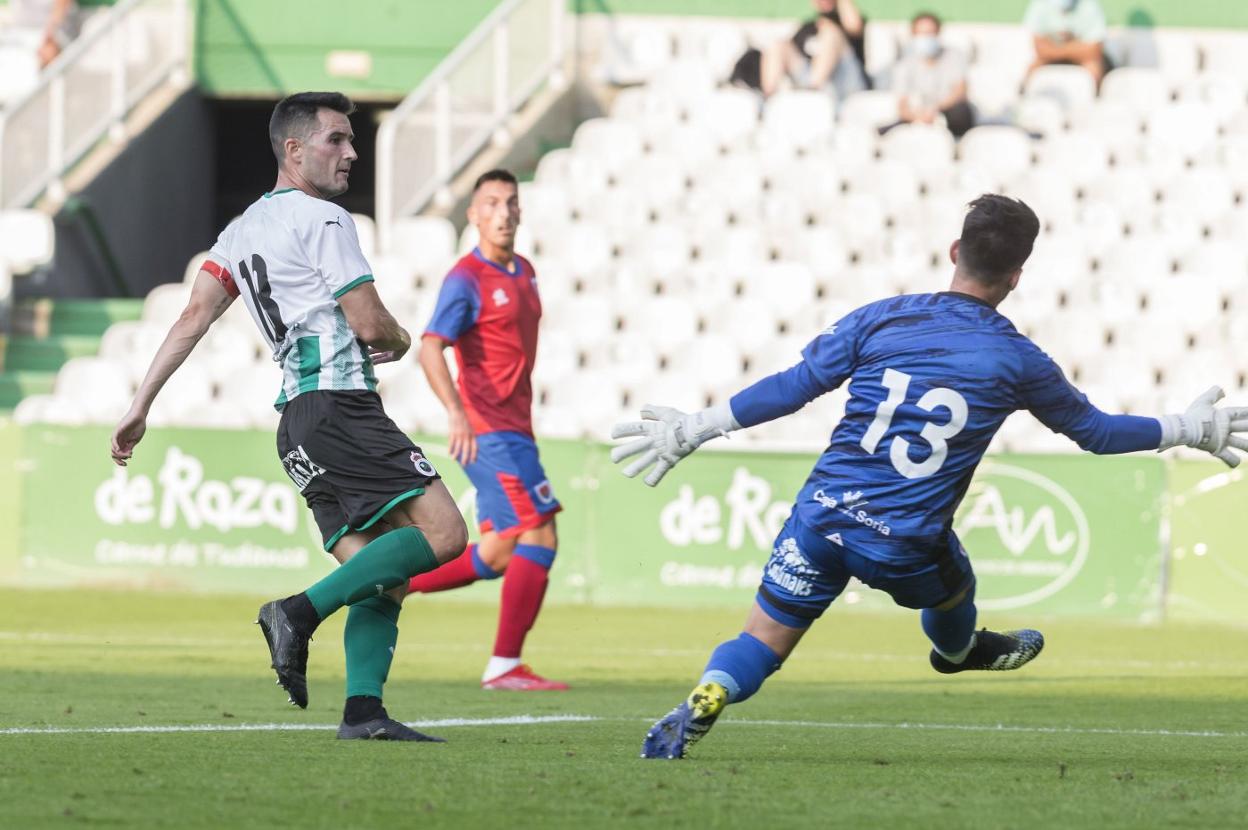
[612,195,1248,758]
[409,169,567,691]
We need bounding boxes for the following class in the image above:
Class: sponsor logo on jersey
[811,488,889,536]
[765,537,819,597]
[410,451,437,478]
[282,445,326,492]
[821,323,838,336]
[324,218,342,227]
[492,287,510,307]
[953,463,1089,611]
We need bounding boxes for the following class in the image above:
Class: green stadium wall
[8,423,1245,625]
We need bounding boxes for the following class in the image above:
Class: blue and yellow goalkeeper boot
[641,681,728,759]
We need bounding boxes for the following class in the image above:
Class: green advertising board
[0,420,19,584]
[1166,460,1248,625]
[590,447,1166,619]
[4,425,1176,622]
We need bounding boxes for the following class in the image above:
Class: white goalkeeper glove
[610,402,740,486]
[1157,386,1248,467]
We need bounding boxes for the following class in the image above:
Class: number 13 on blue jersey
[860,368,969,479]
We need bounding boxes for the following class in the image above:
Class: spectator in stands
[1023,0,1108,87]
[759,0,869,99]
[6,0,80,68]
[881,12,972,138]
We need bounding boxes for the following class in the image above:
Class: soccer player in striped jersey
[611,195,1248,759]
[406,169,567,691]
[110,92,469,741]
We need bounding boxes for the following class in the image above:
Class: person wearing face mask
[882,11,972,138]
[1024,0,1109,87]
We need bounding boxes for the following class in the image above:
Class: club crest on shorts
[410,451,437,478]
[281,445,325,492]
[534,480,555,504]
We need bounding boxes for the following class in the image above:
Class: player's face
[297,108,357,198]
[470,180,521,252]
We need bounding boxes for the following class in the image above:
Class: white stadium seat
[958,126,1034,184]
[350,213,377,261]
[1100,67,1170,116]
[687,87,760,151]
[760,91,835,153]
[1023,64,1097,111]
[877,124,955,175]
[388,215,457,274]
[571,118,645,175]
[0,209,54,273]
[141,283,191,328]
[837,90,898,131]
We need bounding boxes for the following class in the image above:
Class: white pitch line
[2,714,1246,740]
[0,714,597,736]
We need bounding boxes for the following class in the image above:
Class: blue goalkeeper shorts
[755,510,976,628]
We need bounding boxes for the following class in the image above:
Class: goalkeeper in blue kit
[611,195,1248,759]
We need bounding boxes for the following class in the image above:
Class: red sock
[492,554,550,658]
[408,544,481,594]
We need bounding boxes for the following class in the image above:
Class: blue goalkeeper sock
[922,592,978,662]
[699,633,782,704]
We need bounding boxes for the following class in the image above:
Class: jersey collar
[938,290,995,309]
[472,246,521,276]
[263,187,299,198]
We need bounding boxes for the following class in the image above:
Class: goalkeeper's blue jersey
[738,292,1159,565]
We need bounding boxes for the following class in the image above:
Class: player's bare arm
[418,334,477,464]
[110,271,235,466]
[336,281,411,360]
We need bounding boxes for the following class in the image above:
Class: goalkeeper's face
[293,108,357,199]
[470,180,521,253]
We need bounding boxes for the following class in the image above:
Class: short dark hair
[269,92,355,162]
[911,11,941,29]
[958,194,1040,283]
[472,169,518,192]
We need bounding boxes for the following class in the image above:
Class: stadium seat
[222,365,285,430]
[704,297,780,354]
[351,213,377,261]
[837,90,898,131]
[686,87,761,152]
[602,26,673,86]
[0,44,39,107]
[0,209,54,274]
[1100,67,1171,116]
[665,333,745,395]
[1146,102,1220,160]
[674,23,748,77]
[181,251,212,283]
[739,262,818,320]
[610,87,685,147]
[966,63,1022,119]
[958,126,1034,184]
[1032,131,1110,188]
[760,91,835,154]
[1066,101,1144,156]
[600,331,660,387]
[519,182,573,229]
[145,364,214,427]
[141,283,191,329]
[52,357,134,424]
[1174,73,1245,128]
[627,153,688,211]
[571,118,645,175]
[1198,32,1248,79]
[546,294,616,350]
[545,372,626,439]
[843,160,920,214]
[646,59,718,109]
[1023,65,1097,111]
[877,124,955,176]
[863,21,902,82]
[388,215,457,274]
[1015,95,1066,136]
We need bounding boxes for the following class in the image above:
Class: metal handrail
[0,0,190,209]
[376,0,566,252]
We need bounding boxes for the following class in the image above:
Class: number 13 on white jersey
[860,368,969,479]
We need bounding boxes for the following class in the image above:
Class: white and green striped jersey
[204,188,377,410]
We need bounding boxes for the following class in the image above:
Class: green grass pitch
[1,588,1246,828]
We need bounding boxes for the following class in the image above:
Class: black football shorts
[276,390,440,552]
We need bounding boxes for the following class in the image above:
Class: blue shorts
[462,431,561,538]
[756,510,976,629]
